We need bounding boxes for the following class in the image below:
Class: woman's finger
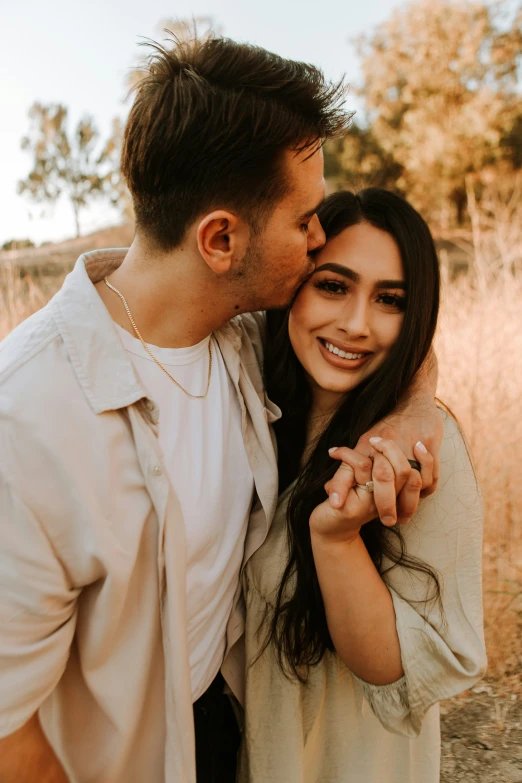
[324,463,355,507]
[327,447,373,508]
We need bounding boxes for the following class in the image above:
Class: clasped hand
[309,437,434,544]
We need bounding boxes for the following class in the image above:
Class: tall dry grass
[0,263,68,340]
[1,195,521,689]
[435,178,522,690]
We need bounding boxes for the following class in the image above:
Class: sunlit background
[1,1,522,778]
[0,0,405,246]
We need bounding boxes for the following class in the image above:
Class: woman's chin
[310,371,361,398]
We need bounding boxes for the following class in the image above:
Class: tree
[18,103,123,237]
[324,122,403,193]
[354,0,522,226]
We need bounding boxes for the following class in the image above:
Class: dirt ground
[441,684,522,782]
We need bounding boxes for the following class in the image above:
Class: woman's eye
[314,279,347,295]
[377,293,406,311]
[301,223,310,233]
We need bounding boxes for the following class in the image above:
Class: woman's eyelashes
[376,292,407,312]
[314,279,347,295]
[313,278,407,311]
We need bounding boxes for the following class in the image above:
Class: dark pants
[193,672,240,783]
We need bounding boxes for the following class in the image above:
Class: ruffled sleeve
[353,413,487,738]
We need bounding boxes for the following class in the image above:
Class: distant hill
[0,220,471,279]
[0,224,135,276]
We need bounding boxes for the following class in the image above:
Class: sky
[0,0,404,246]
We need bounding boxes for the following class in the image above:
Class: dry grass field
[1,218,521,780]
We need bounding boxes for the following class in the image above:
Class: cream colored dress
[238,412,487,782]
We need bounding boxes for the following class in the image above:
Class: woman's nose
[339,298,371,338]
[307,214,326,252]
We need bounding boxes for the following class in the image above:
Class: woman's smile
[316,338,373,370]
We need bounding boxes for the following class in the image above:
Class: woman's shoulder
[437,407,478,491]
[406,407,482,545]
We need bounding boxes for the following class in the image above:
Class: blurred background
[1,1,521,779]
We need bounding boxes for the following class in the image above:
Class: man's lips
[317,338,373,369]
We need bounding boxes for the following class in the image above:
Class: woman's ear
[196,210,250,275]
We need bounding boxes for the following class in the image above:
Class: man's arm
[362,347,441,490]
[0,479,78,782]
[0,715,69,783]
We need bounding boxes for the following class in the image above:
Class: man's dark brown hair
[121,36,352,250]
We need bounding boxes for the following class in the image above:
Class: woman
[238,189,487,782]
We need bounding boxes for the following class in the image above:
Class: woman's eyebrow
[314,262,360,282]
[314,262,406,289]
[377,279,407,290]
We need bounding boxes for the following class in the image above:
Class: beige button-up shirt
[0,249,281,783]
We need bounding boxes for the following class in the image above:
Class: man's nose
[307,214,326,252]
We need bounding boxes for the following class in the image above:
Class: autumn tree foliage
[349,0,522,226]
[18,103,123,237]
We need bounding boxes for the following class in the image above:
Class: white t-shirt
[115,324,254,701]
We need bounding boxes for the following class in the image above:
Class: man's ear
[196,210,250,275]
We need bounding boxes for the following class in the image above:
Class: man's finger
[371,453,397,526]
[419,440,438,497]
[397,468,423,524]
[368,437,412,493]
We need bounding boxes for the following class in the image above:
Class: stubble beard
[235,234,314,312]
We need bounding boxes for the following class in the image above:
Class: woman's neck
[301,386,344,468]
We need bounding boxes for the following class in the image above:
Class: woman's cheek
[288,302,315,366]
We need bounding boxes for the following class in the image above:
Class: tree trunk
[72,201,81,238]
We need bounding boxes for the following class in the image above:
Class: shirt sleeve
[353,412,487,738]
[0,477,79,737]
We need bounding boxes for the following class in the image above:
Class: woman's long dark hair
[263,188,441,679]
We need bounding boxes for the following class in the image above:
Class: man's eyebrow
[314,262,407,290]
[300,198,325,220]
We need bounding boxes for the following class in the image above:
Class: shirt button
[151,463,163,476]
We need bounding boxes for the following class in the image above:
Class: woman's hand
[310,448,377,544]
[310,439,433,543]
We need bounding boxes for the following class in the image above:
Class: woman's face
[288,220,406,404]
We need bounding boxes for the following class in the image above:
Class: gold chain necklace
[104,277,212,399]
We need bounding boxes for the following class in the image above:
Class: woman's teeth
[324,341,366,360]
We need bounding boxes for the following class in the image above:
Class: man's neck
[95,239,236,348]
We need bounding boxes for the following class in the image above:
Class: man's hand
[356,397,443,499]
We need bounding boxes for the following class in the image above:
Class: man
[0,37,441,783]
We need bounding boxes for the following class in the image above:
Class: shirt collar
[51,248,244,415]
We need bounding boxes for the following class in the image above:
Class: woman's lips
[317,338,372,370]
